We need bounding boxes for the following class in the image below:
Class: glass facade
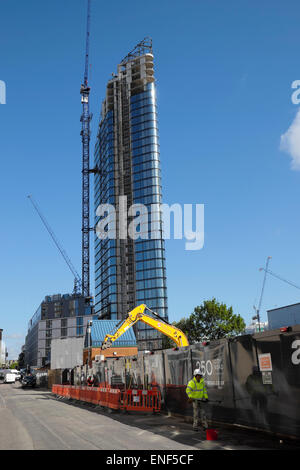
[130,85,168,344]
[94,45,168,351]
[94,109,118,320]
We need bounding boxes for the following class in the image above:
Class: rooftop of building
[120,37,153,65]
[86,320,137,348]
[267,302,300,312]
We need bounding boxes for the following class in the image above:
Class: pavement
[0,381,299,451]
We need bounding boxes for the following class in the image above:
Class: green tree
[9,362,18,369]
[162,298,246,348]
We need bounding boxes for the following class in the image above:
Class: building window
[76,317,83,336]
[61,328,67,338]
[54,302,62,318]
[41,304,48,320]
[76,326,83,336]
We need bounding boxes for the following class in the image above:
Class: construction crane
[259,267,300,291]
[100,304,190,350]
[253,257,300,331]
[28,195,82,295]
[253,256,272,331]
[80,0,92,299]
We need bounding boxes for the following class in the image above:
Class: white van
[10,369,21,381]
[4,373,16,384]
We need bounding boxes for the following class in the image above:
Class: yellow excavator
[100,304,189,350]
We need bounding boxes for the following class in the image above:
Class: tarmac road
[0,382,195,451]
[0,382,299,451]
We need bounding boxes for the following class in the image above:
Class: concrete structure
[267,302,300,330]
[25,293,94,368]
[51,337,84,370]
[94,38,168,351]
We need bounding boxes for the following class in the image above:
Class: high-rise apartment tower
[94,39,168,351]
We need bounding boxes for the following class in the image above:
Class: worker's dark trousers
[192,400,208,429]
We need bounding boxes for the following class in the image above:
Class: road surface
[0,382,298,451]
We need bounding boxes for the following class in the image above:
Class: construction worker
[87,375,95,387]
[186,369,209,432]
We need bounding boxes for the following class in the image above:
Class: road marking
[24,408,72,450]
[0,390,6,409]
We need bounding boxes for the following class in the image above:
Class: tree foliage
[9,362,18,369]
[162,298,246,348]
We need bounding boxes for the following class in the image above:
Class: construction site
[1,0,300,454]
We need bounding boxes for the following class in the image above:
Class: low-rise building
[267,302,300,330]
[25,293,94,368]
[83,319,138,364]
[244,321,268,334]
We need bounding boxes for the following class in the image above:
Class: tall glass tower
[94,38,168,351]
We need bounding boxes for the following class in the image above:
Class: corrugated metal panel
[91,320,137,347]
[267,303,300,329]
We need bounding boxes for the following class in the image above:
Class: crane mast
[80,0,92,299]
[254,256,272,331]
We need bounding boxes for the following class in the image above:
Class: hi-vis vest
[186,377,208,400]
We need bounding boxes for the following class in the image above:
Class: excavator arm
[101,304,189,350]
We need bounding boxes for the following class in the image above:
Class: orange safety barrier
[79,386,89,402]
[107,388,121,410]
[98,387,108,407]
[121,389,161,413]
[51,385,134,412]
[56,385,64,396]
[70,386,80,401]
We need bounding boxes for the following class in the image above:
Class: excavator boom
[101,304,189,350]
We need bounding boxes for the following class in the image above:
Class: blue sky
[1,0,300,358]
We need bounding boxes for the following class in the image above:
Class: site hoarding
[163,347,192,415]
[190,340,236,424]
[52,325,300,437]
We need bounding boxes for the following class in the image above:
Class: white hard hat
[193,369,202,376]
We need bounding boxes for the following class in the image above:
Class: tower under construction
[94,38,168,351]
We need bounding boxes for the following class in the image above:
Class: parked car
[21,374,36,388]
[4,373,16,384]
[9,369,21,381]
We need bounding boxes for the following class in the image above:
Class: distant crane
[259,267,300,291]
[253,256,272,331]
[253,257,300,330]
[80,0,92,299]
[27,195,82,295]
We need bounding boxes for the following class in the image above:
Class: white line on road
[0,389,7,409]
[23,408,72,450]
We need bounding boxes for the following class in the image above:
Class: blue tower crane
[80,0,92,299]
